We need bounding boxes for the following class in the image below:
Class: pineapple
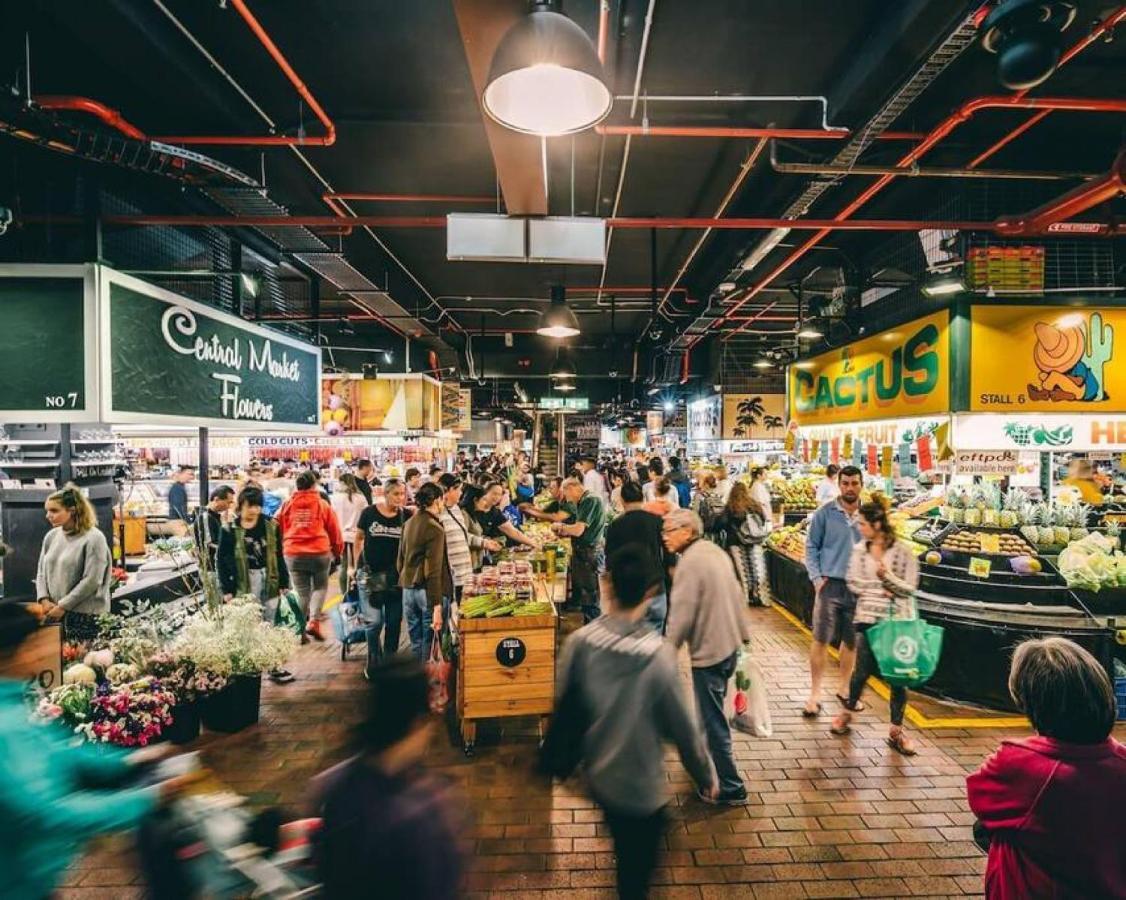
[1000,489,1022,530]
[981,485,1001,527]
[1033,502,1054,547]
[946,489,965,524]
[1070,503,1091,543]
[1106,519,1122,550]
[1051,506,1071,548]
[963,488,983,527]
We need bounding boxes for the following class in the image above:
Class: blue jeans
[404,589,451,661]
[645,592,668,635]
[691,652,744,799]
[358,584,403,666]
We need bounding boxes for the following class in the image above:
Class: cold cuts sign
[100,269,321,430]
[788,311,950,427]
[970,306,1125,413]
[0,265,100,423]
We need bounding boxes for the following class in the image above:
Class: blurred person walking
[278,470,344,642]
[555,546,716,899]
[605,480,668,633]
[716,482,770,606]
[663,509,753,806]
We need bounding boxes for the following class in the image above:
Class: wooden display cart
[456,584,559,756]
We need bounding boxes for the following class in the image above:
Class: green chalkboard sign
[0,265,99,423]
[100,270,321,430]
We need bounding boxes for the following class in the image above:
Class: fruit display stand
[764,512,1123,711]
[456,576,561,756]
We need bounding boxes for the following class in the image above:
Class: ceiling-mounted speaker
[981,0,1076,90]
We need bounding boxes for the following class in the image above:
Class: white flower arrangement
[172,594,298,678]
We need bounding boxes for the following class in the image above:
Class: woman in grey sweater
[36,484,112,644]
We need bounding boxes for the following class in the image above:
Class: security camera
[0,206,12,236]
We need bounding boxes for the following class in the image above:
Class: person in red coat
[966,637,1126,899]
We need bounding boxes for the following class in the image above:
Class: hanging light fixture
[550,345,577,378]
[483,1,612,137]
[553,376,576,392]
[796,321,824,340]
[536,284,581,338]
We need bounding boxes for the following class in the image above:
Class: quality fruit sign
[970,306,1125,413]
[788,311,950,427]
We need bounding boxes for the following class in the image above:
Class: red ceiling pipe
[997,148,1126,235]
[969,6,1126,168]
[595,124,926,141]
[597,0,609,65]
[720,95,1126,338]
[33,96,147,141]
[151,0,335,147]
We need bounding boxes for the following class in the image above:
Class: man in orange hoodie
[278,469,344,641]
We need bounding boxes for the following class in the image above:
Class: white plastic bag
[731,646,772,737]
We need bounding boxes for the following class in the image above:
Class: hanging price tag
[811,439,820,462]
[819,440,830,464]
[830,437,840,465]
[842,433,853,461]
[867,444,878,475]
[880,445,893,478]
[802,440,810,463]
[784,430,795,453]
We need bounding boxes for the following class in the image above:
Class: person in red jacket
[278,469,344,641]
[967,637,1125,900]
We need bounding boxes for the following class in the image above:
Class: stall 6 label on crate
[496,637,527,667]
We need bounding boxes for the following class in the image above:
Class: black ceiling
[2,0,1124,407]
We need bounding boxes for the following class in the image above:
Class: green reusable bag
[865,604,945,689]
[274,589,307,636]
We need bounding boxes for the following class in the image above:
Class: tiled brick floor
[64,605,1077,898]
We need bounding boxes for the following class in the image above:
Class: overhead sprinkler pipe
[595,124,926,140]
[322,192,496,204]
[150,0,335,146]
[996,148,1126,235]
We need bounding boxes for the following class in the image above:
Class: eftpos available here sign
[99,268,321,430]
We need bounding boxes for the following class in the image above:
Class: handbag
[426,628,452,714]
[537,643,590,780]
[865,596,945,689]
[739,510,771,544]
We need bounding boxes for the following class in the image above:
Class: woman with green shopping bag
[830,495,921,756]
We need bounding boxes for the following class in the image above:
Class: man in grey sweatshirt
[558,544,715,900]
[664,508,753,806]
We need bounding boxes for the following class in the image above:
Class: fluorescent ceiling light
[646,386,660,396]
[483,4,612,137]
[752,358,772,369]
[796,324,823,340]
[922,273,965,297]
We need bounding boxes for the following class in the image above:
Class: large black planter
[165,702,201,745]
[201,675,262,733]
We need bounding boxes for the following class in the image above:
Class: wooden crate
[456,598,558,754]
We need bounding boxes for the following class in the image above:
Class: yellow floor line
[768,602,1029,730]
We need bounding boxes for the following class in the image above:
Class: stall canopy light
[554,380,576,392]
[752,358,772,369]
[483,1,612,137]
[796,323,823,340]
[922,272,966,296]
[536,284,581,338]
[549,345,577,378]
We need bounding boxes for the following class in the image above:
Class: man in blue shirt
[803,465,863,717]
[167,465,195,535]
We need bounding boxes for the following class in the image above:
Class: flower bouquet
[36,682,95,731]
[76,676,176,747]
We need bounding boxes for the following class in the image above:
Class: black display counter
[111,564,200,612]
[765,547,1121,712]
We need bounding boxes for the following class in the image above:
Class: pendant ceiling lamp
[483,1,612,137]
[550,345,577,378]
[536,284,581,338]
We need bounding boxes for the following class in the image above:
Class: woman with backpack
[692,472,726,540]
[217,485,294,682]
[830,496,920,756]
[716,482,770,606]
[277,470,344,642]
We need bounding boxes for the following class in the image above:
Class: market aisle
[63,607,1033,899]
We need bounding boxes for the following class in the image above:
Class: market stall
[455,556,562,755]
[772,306,1124,710]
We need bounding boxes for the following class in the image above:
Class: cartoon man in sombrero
[1027,312,1113,402]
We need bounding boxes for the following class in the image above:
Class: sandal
[836,694,866,712]
[829,711,852,736]
[886,729,917,756]
[801,703,823,718]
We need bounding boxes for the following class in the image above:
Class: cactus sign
[970,306,1123,412]
[787,311,950,427]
